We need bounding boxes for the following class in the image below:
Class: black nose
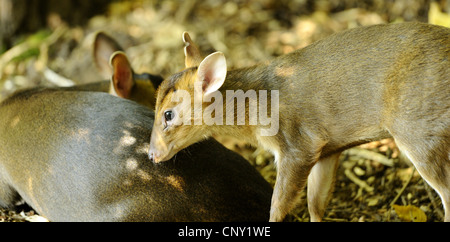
[148,152,154,162]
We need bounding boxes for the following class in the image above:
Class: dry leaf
[393,205,427,222]
[429,2,450,28]
[24,215,49,222]
[366,196,380,207]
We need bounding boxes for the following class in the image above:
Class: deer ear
[183,32,204,68]
[93,32,124,78]
[109,51,134,99]
[196,52,227,96]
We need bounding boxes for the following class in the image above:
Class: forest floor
[1,0,449,222]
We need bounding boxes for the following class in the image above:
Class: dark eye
[164,110,174,122]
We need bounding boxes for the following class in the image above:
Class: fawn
[149,22,450,221]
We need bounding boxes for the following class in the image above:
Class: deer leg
[307,152,341,222]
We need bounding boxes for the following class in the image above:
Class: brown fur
[151,22,450,221]
[0,89,272,221]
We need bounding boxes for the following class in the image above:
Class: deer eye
[164,110,174,122]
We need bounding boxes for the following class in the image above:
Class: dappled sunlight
[275,66,295,78]
[9,116,20,128]
[119,130,137,146]
[26,176,46,218]
[71,128,91,144]
[113,129,139,154]
[165,175,185,192]
[136,169,152,181]
[135,142,149,154]
[125,157,138,171]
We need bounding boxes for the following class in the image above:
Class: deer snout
[148,138,170,163]
[148,151,155,162]
[148,148,164,163]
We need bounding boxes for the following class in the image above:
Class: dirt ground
[1,0,449,222]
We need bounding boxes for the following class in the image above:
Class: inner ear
[110,51,134,98]
[197,52,227,96]
[93,32,124,78]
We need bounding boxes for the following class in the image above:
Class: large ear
[109,51,134,99]
[183,32,204,68]
[196,52,227,96]
[93,32,124,78]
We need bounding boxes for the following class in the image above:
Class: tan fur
[92,32,163,109]
[150,23,450,221]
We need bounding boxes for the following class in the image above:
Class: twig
[347,147,394,166]
[344,168,374,193]
[0,41,32,79]
[43,68,74,87]
[390,167,415,206]
[322,217,348,222]
[35,25,68,72]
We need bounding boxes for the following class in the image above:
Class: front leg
[269,152,320,222]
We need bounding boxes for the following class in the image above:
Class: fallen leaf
[393,205,427,222]
[429,2,450,28]
[366,196,380,207]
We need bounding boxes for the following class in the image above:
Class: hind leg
[394,137,450,221]
[307,152,340,222]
